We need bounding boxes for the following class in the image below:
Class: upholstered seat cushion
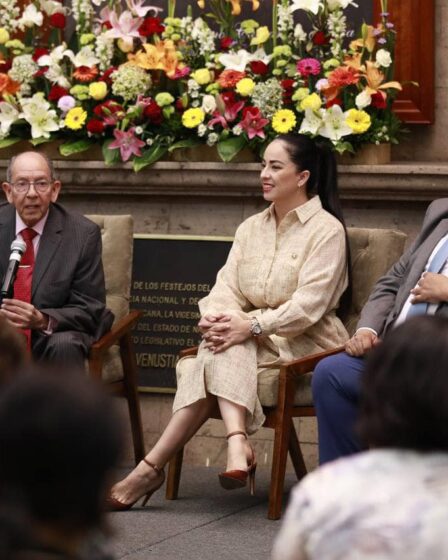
[257,227,407,408]
[85,215,134,383]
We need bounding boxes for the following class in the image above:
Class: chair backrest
[85,215,133,323]
[344,227,407,335]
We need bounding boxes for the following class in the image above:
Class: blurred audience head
[0,368,123,555]
[0,317,27,384]
[359,315,448,452]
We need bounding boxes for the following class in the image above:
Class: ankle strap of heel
[226,431,247,440]
[143,458,164,474]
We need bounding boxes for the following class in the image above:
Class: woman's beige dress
[174,196,348,433]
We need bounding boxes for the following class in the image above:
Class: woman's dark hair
[0,367,123,545]
[276,133,351,316]
[358,316,448,452]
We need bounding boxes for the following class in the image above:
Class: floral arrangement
[0,0,402,171]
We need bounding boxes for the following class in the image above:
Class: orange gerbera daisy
[73,65,99,82]
[0,73,21,98]
[217,69,246,88]
[328,66,360,88]
[197,0,259,16]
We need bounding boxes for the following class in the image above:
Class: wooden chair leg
[268,415,292,520]
[288,423,308,481]
[120,333,145,464]
[165,448,184,500]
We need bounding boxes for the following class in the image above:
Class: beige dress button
[291,253,298,259]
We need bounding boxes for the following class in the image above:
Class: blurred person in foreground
[272,316,448,560]
[0,369,123,560]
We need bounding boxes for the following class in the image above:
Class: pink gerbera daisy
[296,58,321,78]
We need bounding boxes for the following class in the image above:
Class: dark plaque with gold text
[131,235,232,392]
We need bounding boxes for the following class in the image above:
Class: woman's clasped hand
[200,313,252,353]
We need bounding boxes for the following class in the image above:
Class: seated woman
[272,315,448,560]
[109,133,350,510]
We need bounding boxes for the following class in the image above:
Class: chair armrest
[179,346,199,358]
[283,345,346,378]
[89,310,142,359]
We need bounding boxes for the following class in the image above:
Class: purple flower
[57,95,76,114]
[109,127,145,162]
[377,37,387,44]
[380,12,390,17]
[386,22,394,28]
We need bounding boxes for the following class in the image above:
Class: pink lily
[109,128,145,162]
[126,0,163,17]
[239,107,269,139]
[208,111,228,129]
[106,10,143,40]
[224,100,245,122]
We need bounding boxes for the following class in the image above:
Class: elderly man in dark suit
[0,151,113,367]
[313,199,448,463]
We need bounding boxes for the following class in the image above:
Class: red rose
[326,97,343,108]
[87,119,105,134]
[371,92,387,109]
[103,21,112,30]
[138,17,164,37]
[312,31,328,46]
[175,98,186,113]
[220,36,233,50]
[242,106,260,119]
[99,67,116,85]
[250,60,269,76]
[221,91,236,105]
[49,13,66,29]
[0,59,12,72]
[144,100,163,125]
[48,85,68,102]
[32,48,49,62]
[281,79,295,105]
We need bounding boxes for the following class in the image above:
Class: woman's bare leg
[111,393,216,504]
[217,396,252,472]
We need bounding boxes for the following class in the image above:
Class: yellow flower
[191,68,212,85]
[292,87,310,103]
[65,107,87,130]
[88,81,108,101]
[250,26,270,46]
[300,93,322,111]
[197,0,259,16]
[236,77,255,96]
[0,28,10,45]
[182,108,205,128]
[272,109,297,134]
[345,109,371,134]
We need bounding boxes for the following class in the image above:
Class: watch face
[251,322,262,336]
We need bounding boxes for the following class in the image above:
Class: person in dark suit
[0,151,113,367]
[312,198,448,463]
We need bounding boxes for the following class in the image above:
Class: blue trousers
[312,352,366,464]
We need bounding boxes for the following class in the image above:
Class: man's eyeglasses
[10,180,53,194]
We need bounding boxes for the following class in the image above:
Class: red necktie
[14,228,38,350]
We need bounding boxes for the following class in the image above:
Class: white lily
[327,0,358,10]
[71,46,100,68]
[18,4,44,29]
[319,105,353,142]
[20,94,60,139]
[38,44,74,67]
[218,49,253,71]
[39,0,67,16]
[251,48,272,65]
[290,0,322,15]
[0,102,20,135]
[106,10,143,40]
[299,109,324,135]
[45,65,72,89]
[355,90,372,109]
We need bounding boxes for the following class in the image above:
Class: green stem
[272,0,278,50]
[168,0,176,18]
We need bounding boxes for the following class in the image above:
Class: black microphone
[0,239,27,302]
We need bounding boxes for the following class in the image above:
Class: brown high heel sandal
[218,431,257,496]
[107,459,165,512]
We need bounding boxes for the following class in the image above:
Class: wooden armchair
[165,227,407,519]
[86,215,145,464]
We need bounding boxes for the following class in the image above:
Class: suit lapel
[32,205,63,297]
[0,206,16,278]
[395,219,448,312]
